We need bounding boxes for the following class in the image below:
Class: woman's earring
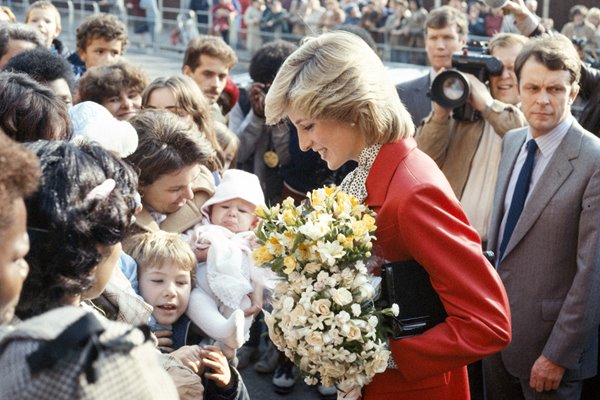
[350,122,356,127]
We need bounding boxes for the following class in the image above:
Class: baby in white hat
[184,169,268,358]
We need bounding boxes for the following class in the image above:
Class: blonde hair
[488,32,529,56]
[125,231,197,282]
[264,31,414,144]
[25,1,61,30]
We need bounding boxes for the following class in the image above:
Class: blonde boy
[24,1,62,51]
[125,231,196,349]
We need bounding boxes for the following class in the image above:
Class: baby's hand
[199,345,233,389]
[243,288,264,317]
[155,330,175,353]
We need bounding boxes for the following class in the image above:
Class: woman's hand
[199,345,234,389]
[171,345,203,374]
[155,330,175,353]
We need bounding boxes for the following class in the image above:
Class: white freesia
[299,219,331,240]
[316,240,345,266]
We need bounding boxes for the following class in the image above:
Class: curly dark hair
[16,141,138,319]
[75,13,128,53]
[78,61,148,103]
[3,48,74,92]
[0,72,71,141]
[126,110,216,186]
[249,40,298,84]
[0,130,40,231]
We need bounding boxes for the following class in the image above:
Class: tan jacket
[415,100,527,197]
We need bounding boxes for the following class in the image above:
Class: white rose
[346,323,363,342]
[332,287,353,306]
[305,331,324,347]
[351,303,362,317]
[312,299,332,316]
[336,310,351,324]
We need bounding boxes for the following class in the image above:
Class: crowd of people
[181,0,600,65]
[0,0,599,399]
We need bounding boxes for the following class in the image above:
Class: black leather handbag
[381,260,448,339]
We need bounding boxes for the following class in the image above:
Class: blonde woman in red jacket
[264,31,512,400]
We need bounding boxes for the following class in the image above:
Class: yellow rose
[283,256,298,274]
[252,246,274,264]
[351,220,368,237]
[363,213,376,231]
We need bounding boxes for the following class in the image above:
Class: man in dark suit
[396,6,467,127]
[485,33,600,399]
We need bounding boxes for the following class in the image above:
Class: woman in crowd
[141,75,224,173]
[77,61,148,121]
[125,110,216,235]
[264,31,511,400]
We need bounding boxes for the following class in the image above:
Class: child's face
[79,38,123,69]
[210,198,258,233]
[139,263,192,325]
[26,8,61,48]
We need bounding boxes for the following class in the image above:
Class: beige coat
[415,100,526,198]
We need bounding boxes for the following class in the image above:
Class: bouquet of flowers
[253,187,399,399]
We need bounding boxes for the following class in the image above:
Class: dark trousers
[483,353,583,400]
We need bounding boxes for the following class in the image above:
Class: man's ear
[569,82,580,103]
[182,65,192,76]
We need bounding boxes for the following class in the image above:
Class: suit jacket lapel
[503,124,582,258]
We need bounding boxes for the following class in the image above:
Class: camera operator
[415,32,528,245]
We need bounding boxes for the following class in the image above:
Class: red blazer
[363,138,511,400]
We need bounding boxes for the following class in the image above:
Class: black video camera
[429,49,503,122]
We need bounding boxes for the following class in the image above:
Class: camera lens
[430,70,470,109]
[442,77,467,101]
